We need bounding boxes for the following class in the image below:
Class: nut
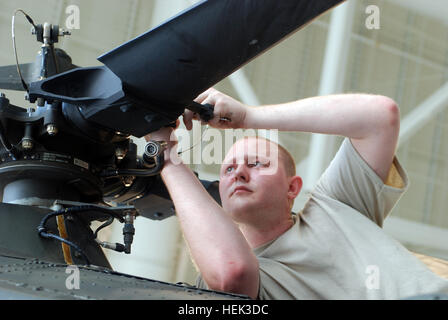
[46,124,58,136]
[21,139,33,150]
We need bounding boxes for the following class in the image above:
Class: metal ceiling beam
[398,81,448,147]
[312,18,446,72]
[228,70,261,107]
[304,0,356,191]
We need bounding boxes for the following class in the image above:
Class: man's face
[219,138,291,223]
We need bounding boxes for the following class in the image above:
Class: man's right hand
[183,88,251,130]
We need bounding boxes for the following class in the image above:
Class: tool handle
[198,103,215,122]
[187,101,215,122]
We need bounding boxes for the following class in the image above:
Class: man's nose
[233,164,249,182]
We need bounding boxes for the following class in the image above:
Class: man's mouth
[231,186,252,197]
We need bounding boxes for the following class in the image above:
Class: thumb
[182,110,195,131]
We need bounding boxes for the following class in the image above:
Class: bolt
[115,148,127,160]
[21,139,33,150]
[46,124,58,136]
[154,212,164,219]
[144,114,156,123]
[124,212,135,224]
[120,104,131,113]
[122,176,134,187]
[59,29,71,36]
[36,98,45,107]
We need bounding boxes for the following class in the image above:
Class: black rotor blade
[98,0,345,105]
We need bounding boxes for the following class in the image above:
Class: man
[148,88,448,299]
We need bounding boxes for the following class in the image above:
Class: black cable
[100,167,161,178]
[0,121,18,160]
[38,205,125,225]
[39,230,91,266]
[100,155,164,178]
[37,205,126,266]
[93,216,114,239]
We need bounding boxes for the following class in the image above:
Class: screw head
[21,139,33,150]
[122,176,134,187]
[115,148,127,160]
[46,124,58,136]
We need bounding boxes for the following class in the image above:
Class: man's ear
[287,176,302,200]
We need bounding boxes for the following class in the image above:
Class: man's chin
[227,202,260,221]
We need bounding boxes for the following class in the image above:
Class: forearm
[160,156,258,295]
[244,93,399,181]
[245,94,399,139]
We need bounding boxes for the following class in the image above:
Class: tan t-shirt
[197,138,448,299]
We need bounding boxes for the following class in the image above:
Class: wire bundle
[37,205,125,266]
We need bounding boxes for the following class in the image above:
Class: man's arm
[157,90,398,298]
[146,128,259,299]
[189,89,400,182]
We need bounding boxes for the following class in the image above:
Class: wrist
[242,105,257,129]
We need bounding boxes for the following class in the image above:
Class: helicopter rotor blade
[98,0,345,105]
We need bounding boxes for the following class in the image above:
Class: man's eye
[226,166,234,173]
[248,160,270,168]
[248,161,262,168]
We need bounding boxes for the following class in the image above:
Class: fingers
[174,119,181,130]
[194,87,217,104]
[182,110,194,130]
[183,109,205,130]
[188,87,237,129]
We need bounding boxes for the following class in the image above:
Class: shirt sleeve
[312,138,409,227]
